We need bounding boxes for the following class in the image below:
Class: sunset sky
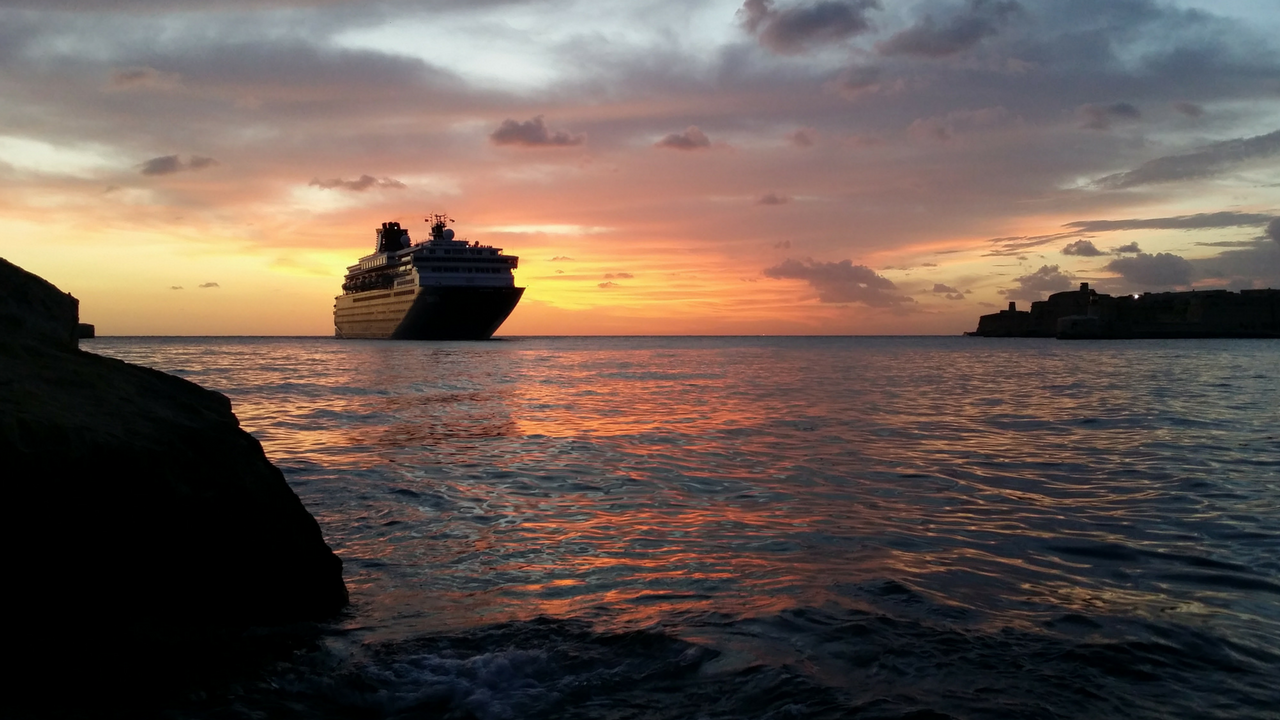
[1,0,1278,335]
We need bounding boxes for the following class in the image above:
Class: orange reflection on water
[87,337,1280,644]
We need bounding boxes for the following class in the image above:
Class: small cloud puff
[139,154,217,176]
[550,256,575,261]
[1113,242,1141,254]
[169,285,183,290]
[598,281,620,288]
[757,192,791,205]
[1078,102,1141,130]
[604,273,633,279]
[309,175,405,191]
[111,66,180,90]
[490,116,585,147]
[788,128,816,147]
[774,240,792,249]
[1061,239,1104,256]
[1173,102,1204,118]
[199,282,219,288]
[930,283,965,301]
[656,126,712,150]
[830,66,883,99]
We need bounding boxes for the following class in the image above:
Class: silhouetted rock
[968,282,1280,338]
[0,257,79,349]
[0,258,347,712]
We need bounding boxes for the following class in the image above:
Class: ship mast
[427,213,454,241]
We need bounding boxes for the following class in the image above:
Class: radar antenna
[427,213,454,241]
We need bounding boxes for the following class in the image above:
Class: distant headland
[968,283,1279,339]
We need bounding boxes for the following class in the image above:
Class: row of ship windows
[421,267,505,273]
[425,249,499,256]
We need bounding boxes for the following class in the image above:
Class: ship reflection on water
[91,336,1280,718]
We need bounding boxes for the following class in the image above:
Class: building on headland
[968,283,1280,339]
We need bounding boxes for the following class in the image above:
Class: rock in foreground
[0,258,347,709]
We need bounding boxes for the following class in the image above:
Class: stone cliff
[0,258,348,710]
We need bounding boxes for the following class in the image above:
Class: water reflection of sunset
[93,337,1280,652]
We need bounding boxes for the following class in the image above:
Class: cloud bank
[764,258,913,306]
[1094,130,1280,188]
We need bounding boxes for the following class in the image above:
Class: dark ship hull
[334,286,524,340]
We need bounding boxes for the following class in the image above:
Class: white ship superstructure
[333,215,524,340]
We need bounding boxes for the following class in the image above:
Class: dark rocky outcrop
[0,258,347,712]
[969,282,1280,338]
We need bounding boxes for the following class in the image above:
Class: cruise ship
[333,215,524,339]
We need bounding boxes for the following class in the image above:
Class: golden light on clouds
[1,0,1277,335]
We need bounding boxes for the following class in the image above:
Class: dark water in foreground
[91,336,1280,719]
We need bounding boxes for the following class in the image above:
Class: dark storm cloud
[655,126,711,150]
[1078,102,1141,130]
[1000,264,1072,302]
[739,0,881,55]
[309,175,405,191]
[138,154,217,175]
[1105,252,1194,287]
[763,258,913,306]
[1064,211,1275,233]
[1061,239,1104,256]
[1094,130,1280,189]
[1268,218,1280,243]
[489,116,585,148]
[1173,101,1204,117]
[878,0,1022,58]
[757,192,791,205]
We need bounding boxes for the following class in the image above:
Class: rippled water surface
[90,336,1280,719]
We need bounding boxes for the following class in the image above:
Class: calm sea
[90,336,1279,719]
